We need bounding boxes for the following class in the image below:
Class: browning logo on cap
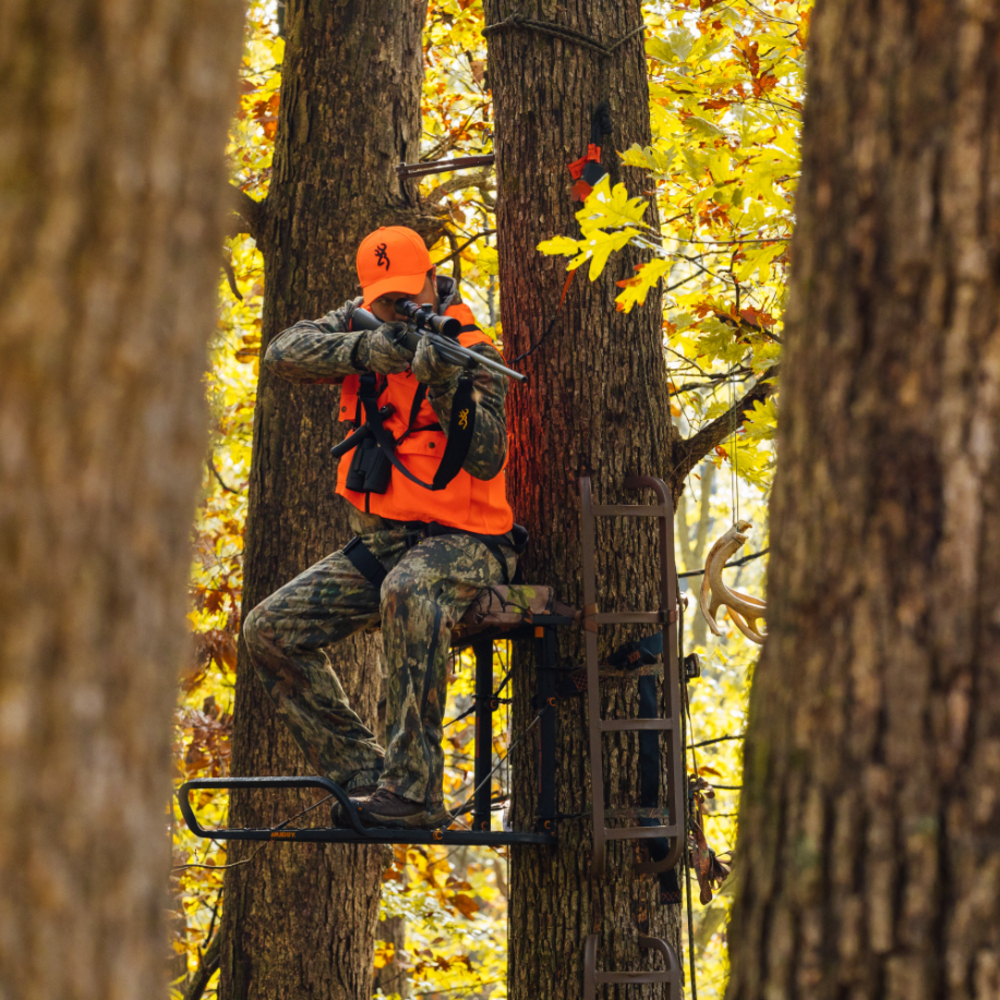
[375,242,390,270]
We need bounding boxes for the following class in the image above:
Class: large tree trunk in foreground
[0,3,241,999]
[485,2,684,995]
[727,3,1000,998]
[219,4,430,998]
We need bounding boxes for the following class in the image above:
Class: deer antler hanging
[698,520,767,645]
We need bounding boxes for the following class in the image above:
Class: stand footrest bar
[178,777,557,847]
[183,825,556,846]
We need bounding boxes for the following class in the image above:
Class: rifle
[351,300,526,382]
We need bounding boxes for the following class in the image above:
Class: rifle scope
[393,298,462,338]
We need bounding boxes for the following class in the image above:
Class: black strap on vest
[356,372,476,492]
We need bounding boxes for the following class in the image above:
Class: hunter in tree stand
[243,226,520,829]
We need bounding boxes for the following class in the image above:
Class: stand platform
[177,592,577,848]
[177,775,556,846]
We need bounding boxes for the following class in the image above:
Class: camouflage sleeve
[263,301,366,384]
[427,342,508,481]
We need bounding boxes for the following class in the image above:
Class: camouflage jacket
[264,276,509,484]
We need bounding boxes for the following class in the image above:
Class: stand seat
[452,584,578,644]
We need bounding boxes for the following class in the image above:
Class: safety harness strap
[341,522,521,592]
[343,536,389,589]
[357,372,475,493]
[431,377,476,489]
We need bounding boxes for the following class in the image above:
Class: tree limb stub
[226,185,267,243]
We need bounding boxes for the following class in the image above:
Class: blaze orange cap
[357,226,433,308]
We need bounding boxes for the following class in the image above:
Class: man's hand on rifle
[412,336,461,387]
[355,321,415,374]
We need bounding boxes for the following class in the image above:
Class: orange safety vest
[335,303,514,535]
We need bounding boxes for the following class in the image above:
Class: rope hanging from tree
[482,12,646,57]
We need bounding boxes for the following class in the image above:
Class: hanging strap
[343,536,389,589]
[357,372,476,492]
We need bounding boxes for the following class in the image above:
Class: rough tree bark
[218,4,436,999]
[484,2,685,995]
[726,3,1000,999]
[0,3,242,1000]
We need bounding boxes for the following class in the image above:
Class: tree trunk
[484,2,684,995]
[726,3,1000,999]
[0,3,242,999]
[219,4,432,999]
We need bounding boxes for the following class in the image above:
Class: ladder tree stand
[177,475,685,999]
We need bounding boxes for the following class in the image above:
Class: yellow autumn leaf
[615,259,672,313]
[475,246,499,275]
[536,235,580,257]
[575,175,649,236]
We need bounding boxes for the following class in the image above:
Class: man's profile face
[369,270,437,324]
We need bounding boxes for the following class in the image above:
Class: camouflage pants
[243,529,515,808]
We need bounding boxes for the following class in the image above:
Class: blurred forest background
[171,1,804,997]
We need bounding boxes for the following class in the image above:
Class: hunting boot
[330,778,379,827]
[354,788,451,829]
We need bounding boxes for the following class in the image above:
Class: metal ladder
[579,475,684,999]
[580,474,684,876]
[584,934,681,1000]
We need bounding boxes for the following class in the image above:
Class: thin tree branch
[207,456,239,494]
[172,844,267,871]
[433,229,496,267]
[673,366,780,482]
[717,313,783,345]
[220,253,242,301]
[690,733,745,749]
[672,366,755,394]
[415,981,504,997]
[677,547,769,578]
[226,184,267,242]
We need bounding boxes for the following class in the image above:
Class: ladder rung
[595,972,673,985]
[591,504,670,517]
[600,718,674,732]
[604,824,680,840]
[594,612,663,625]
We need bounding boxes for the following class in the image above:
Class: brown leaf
[452,893,480,918]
